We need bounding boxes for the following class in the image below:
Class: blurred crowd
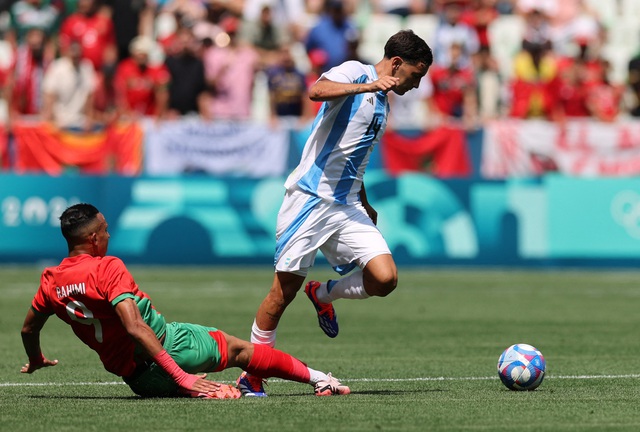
[0,0,640,133]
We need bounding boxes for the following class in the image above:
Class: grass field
[3,265,640,431]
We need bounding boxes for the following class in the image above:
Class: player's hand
[20,358,58,374]
[370,76,400,93]
[183,373,223,394]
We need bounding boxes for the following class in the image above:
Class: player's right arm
[114,298,222,395]
[20,308,59,374]
[309,76,400,101]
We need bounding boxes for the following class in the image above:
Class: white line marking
[2,374,640,387]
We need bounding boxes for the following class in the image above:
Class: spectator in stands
[585,59,623,123]
[555,41,613,121]
[508,7,560,119]
[242,4,288,67]
[266,44,311,128]
[106,0,155,62]
[629,51,640,117]
[42,39,98,130]
[457,3,503,119]
[114,35,170,119]
[242,0,306,42]
[474,45,502,119]
[556,49,591,119]
[6,0,59,51]
[60,0,117,112]
[433,0,479,68]
[164,26,208,118]
[427,41,478,129]
[516,1,553,44]
[344,27,364,63]
[547,0,601,57]
[7,28,51,119]
[460,0,499,50]
[305,0,357,72]
[60,0,117,72]
[202,15,260,121]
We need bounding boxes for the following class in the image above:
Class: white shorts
[274,187,391,277]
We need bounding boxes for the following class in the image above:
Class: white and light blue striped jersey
[284,61,390,204]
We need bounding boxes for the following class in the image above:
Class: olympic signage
[4,172,640,265]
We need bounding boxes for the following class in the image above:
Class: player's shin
[245,344,313,384]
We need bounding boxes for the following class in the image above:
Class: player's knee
[377,272,398,297]
[368,270,397,297]
[225,335,253,369]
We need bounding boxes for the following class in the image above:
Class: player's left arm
[309,76,399,101]
[20,308,59,373]
[360,182,378,225]
[114,298,222,395]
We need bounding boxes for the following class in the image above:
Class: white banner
[144,118,289,177]
[482,119,640,178]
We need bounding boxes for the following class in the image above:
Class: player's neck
[375,59,393,79]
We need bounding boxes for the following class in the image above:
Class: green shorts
[123,321,227,397]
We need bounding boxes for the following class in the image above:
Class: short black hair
[60,203,100,242]
[384,30,433,67]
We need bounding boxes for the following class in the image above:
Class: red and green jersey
[31,254,166,377]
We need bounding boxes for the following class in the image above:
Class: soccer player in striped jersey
[238,30,432,397]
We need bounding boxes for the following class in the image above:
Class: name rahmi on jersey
[56,283,86,299]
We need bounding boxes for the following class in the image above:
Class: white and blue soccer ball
[497,343,546,391]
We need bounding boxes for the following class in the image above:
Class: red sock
[246,344,311,384]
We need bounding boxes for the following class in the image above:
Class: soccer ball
[497,343,546,391]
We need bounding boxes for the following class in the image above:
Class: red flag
[12,121,144,175]
[381,126,472,177]
[107,121,144,176]
[13,121,109,175]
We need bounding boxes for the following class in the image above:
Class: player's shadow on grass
[276,389,446,397]
[28,395,143,400]
[351,389,447,396]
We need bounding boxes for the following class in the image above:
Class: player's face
[93,213,110,257]
[392,60,429,95]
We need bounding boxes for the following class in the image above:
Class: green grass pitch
[3,265,640,431]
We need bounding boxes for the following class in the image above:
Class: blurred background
[1,0,640,268]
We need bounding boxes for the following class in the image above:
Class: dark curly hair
[384,30,433,67]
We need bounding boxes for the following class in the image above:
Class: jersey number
[66,300,103,343]
[366,116,382,141]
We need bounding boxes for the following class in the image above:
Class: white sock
[317,271,371,302]
[250,319,276,348]
[307,367,330,385]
